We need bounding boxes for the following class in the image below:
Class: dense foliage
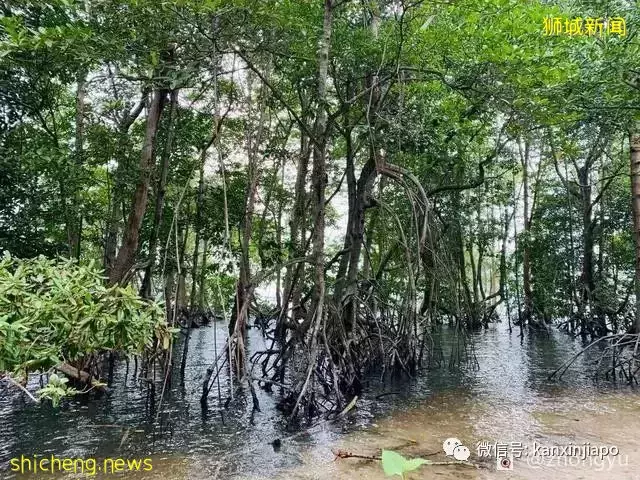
[0,255,170,375]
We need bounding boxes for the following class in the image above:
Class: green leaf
[381,450,407,477]
[403,458,430,471]
[381,450,430,477]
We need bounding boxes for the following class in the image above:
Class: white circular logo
[443,437,462,456]
[453,445,471,461]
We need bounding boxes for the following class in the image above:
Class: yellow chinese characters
[608,17,627,36]
[543,16,626,37]
[544,17,564,35]
[584,18,604,36]
[565,18,583,36]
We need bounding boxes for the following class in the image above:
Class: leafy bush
[36,373,78,407]
[0,254,172,375]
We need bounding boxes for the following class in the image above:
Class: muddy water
[1,323,640,479]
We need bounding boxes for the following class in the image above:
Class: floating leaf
[381,450,430,478]
[382,450,407,477]
[403,458,430,471]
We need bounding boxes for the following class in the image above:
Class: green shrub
[0,253,172,376]
[36,373,78,407]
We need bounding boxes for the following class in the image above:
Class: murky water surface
[1,323,639,479]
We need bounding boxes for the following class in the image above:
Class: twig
[331,449,479,468]
[2,375,40,404]
[333,449,381,461]
[249,375,294,391]
[337,395,358,417]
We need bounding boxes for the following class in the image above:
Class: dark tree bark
[520,140,533,325]
[276,155,286,309]
[229,72,267,339]
[141,89,178,299]
[175,220,189,314]
[108,88,166,285]
[630,128,640,334]
[334,125,355,303]
[165,269,176,325]
[190,151,206,310]
[280,109,312,334]
[578,163,597,335]
[199,238,208,308]
[104,95,147,277]
[308,0,333,334]
[335,2,381,334]
[342,155,376,332]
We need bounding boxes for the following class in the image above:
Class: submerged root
[248,292,475,422]
[549,333,640,384]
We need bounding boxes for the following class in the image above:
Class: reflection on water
[1,322,639,479]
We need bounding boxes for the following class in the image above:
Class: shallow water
[1,322,640,479]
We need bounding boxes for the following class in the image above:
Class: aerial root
[549,333,640,384]
[248,301,432,421]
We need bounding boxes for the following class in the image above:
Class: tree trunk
[499,207,510,301]
[521,140,533,326]
[199,238,208,308]
[458,221,475,328]
[564,155,577,332]
[165,269,176,325]
[512,173,523,335]
[287,0,333,412]
[334,125,355,303]
[342,155,376,333]
[190,153,206,310]
[280,122,311,332]
[276,155,285,309]
[104,187,121,276]
[69,71,87,259]
[104,97,146,277]
[630,129,640,334]
[337,3,380,333]
[176,221,189,311]
[468,241,478,303]
[229,72,267,338]
[108,89,166,285]
[189,153,207,310]
[141,89,178,299]
[309,0,333,336]
[578,164,596,335]
[451,191,474,327]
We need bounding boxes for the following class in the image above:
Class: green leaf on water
[403,458,430,471]
[382,450,407,477]
[381,450,431,477]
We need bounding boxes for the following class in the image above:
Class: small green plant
[36,373,78,407]
[381,450,431,479]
